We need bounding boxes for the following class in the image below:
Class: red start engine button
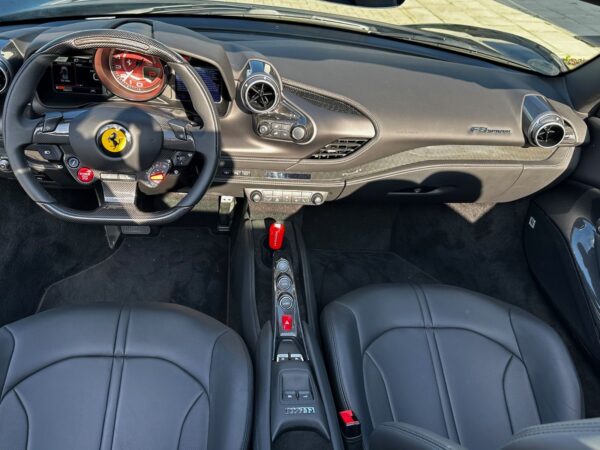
[77,167,94,183]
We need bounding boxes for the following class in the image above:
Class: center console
[247,219,344,450]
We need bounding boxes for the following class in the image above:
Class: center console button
[277,275,293,291]
[279,294,294,310]
[257,122,270,135]
[276,259,290,272]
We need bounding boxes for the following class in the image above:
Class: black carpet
[302,200,600,418]
[0,180,112,327]
[39,227,231,325]
[309,249,435,311]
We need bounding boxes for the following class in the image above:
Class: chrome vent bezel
[532,121,566,149]
[243,77,280,114]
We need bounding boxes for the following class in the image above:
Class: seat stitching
[108,307,131,450]
[420,286,460,443]
[379,423,451,450]
[364,350,397,423]
[176,391,205,450]
[363,326,526,365]
[509,309,542,424]
[99,305,124,450]
[502,355,515,435]
[0,326,16,398]
[324,304,351,409]
[13,388,30,450]
[0,355,207,400]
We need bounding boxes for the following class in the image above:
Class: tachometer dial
[94,49,166,101]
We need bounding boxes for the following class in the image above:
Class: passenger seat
[321,284,600,450]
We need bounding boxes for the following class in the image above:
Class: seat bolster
[370,422,468,450]
[510,308,584,423]
[502,419,600,450]
[321,301,374,436]
[206,329,253,450]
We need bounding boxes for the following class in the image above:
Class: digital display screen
[175,65,222,103]
[52,56,103,95]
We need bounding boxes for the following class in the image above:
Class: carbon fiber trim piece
[284,84,362,116]
[38,29,185,63]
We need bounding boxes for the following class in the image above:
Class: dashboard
[0,17,591,206]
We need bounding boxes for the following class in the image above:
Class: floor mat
[38,227,230,325]
[309,249,435,311]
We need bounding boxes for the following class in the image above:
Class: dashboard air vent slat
[246,81,277,112]
[311,138,369,159]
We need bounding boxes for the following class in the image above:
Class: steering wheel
[2,30,220,225]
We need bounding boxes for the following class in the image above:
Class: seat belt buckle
[339,409,361,439]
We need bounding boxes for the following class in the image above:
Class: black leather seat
[0,303,253,450]
[321,284,599,450]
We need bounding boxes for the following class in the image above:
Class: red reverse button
[77,167,94,183]
[269,222,285,250]
[281,314,293,332]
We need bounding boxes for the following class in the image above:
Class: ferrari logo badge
[98,125,130,154]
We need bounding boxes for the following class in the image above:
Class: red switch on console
[281,314,293,332]
[269,222,285,250]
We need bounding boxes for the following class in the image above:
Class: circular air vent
[534,122,565,148]
[241,77,280,114]
[0,62,9,95]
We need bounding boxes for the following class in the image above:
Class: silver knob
[291,126,307,141]
[250,190,263,203]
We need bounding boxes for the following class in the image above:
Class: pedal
[121,225,151,235]
[217,196,236,232]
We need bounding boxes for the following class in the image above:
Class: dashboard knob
[257,122,271,136]
[291,125,307,141]
[311,193,324,205]
[250,190,263,203]
[0,158,10,172]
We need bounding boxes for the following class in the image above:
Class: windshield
[4,0,600,74]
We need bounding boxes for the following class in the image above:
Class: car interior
[2,1,600,449]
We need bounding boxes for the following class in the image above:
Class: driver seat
[0,303,253,449]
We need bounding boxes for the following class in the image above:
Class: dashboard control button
[67,157,80,169]
[291,126,307,141]
[250,190,263,203]
[0,159,10,172]
[277,276,293,291]
[279,294,294,310]
[173,151,194,167]
[34,144,63,162]
[311,193,325,205]
[257,122,271,136]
